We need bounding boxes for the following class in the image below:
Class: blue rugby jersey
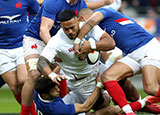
[96,8,154,54]
[25,0,87,41]
[0,0,39,49]
[34,91,76,115]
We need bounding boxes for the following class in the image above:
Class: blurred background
[122,0,160,39]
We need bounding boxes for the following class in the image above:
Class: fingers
[74,44,81,57]
[53,75,66,85]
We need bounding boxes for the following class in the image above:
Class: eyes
[64,26,76,31]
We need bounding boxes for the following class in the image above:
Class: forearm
[37,56,53,76]
[75,86,101,113]
[77,12,103,40]
[86,0,113,10]
[40,17,54,44]
[95,37,115,51]
[40,28,51,44]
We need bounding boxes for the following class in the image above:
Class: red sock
[58,79,68,98]
[14,93,21,104]
[20,104,31,115]
[104,80,128,108]
[30,102,37,115]
[157,86,160,96]
[129,101,141,111]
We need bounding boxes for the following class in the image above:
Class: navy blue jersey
[96,8,154,54]
[0,0,39,49]
[34,91,76,115]
[25,0,87,40]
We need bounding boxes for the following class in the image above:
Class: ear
[78,16,85,22]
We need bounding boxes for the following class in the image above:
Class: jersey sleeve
[27,0,40,15]
[42,0,59,21]
[95,8,113,19]
[40,38,58,63]
[90,25,106,41]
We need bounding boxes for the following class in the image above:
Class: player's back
[96,8,154,54]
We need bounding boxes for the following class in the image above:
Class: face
[66,0,78,6]
[61,17,79,40]
[49,85,60,98]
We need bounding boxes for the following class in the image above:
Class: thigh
[2,70,18,90]
[102,61,135,82]
[23,36,45,59]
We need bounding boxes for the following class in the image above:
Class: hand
[74,44,81,57]
[53,75,65,85]
[80,40,91,54]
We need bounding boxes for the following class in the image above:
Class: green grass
[0,89,20,113]
[0,88,158,114]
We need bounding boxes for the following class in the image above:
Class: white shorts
[23,35,45,57]
[0,47,25,74]
[118,38,160,73]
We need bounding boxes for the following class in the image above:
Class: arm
[74,86,101,113]
[80,32,115,54]
[37,56,65,84]
[74,74,103,113]
[40,17,54,44]
[85,0,114,10]
[74,12,104,56]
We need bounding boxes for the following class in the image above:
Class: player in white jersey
[37,9,115,111]
[21,0,120,114]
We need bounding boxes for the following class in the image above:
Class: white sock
[122,104,134,113]
[138,97,147,108]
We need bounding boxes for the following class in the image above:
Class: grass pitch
[0,88,159,115]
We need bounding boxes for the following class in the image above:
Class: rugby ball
[85,36,100,65]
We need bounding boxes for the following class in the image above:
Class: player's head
[66,0,78,6]
[35,77,60,100]
[59,9,79,40]
[78,8,93,22]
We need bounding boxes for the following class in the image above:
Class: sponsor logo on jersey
[16,1,22,9]
[0,14,21,24]
[115,18,134,25]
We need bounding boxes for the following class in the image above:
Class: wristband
[89,40,96,50]
[74,37,81,44]
[48,72,58,80]
[96,82,104,89]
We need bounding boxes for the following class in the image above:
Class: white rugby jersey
[41,22,105,81]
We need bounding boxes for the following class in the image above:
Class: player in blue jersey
[74,8,160,115]
[0,0,39,115]
[34,76,122,115]
[21,0,117,114]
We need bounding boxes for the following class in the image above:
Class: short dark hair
[35,77,57,95]
[59,9,77,22]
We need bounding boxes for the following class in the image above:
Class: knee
[143,84,158,96]
[102,71,117,82]
[29,70,41,81]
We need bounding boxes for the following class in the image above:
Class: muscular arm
[78,12,104,40]
[37,56,53,77]
[74,86,101,113]
[85,0,114,10]
[40,17,54,44]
